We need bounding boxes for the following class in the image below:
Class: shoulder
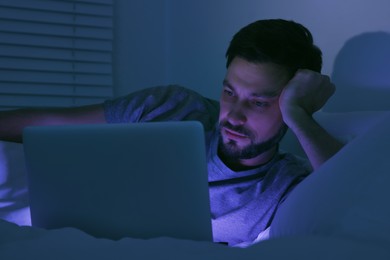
[262,152,311,203]
[263,152,311,189]
[105,85,219,110]
[276,152,312,173]
[103,85,220,129]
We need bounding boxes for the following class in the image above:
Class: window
[0,0,114,110]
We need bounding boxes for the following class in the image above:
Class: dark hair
[225,19,322,75]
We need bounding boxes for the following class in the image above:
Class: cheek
[249,108,284,138]
[218,100,230,121]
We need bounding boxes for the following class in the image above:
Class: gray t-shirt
[103,85,310,246]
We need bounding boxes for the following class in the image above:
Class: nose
[227,104,247,126]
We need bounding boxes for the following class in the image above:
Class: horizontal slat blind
[0,0,114,109]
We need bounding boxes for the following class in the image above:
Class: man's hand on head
[278,69,343,170]
[278,70,335,128]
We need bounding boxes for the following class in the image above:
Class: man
[0,19,342,246]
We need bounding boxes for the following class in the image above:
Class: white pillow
[0,141,31,226]
[280,110,387,157]
[270,111,390,244]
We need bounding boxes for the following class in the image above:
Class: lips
[223,127,249,140]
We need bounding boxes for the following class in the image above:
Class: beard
[218,121,288,160]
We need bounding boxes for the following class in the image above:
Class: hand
[279,70,342,169]
[279,70,335,126]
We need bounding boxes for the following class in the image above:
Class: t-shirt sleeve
[102,85,219,131]
[276,154,312,205]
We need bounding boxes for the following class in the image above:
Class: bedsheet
[1,220,389,260]
[1,111,390,259]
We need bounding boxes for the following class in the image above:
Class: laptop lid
[23,121,212,241]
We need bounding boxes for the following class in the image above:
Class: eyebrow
[222,79,281,98]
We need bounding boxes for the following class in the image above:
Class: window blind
[0,0,114,110]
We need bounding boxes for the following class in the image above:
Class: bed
[1,110,390,259]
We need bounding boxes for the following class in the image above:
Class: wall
[113,0,170,97]
[114,0,390,107]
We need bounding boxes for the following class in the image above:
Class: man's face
[218,57,290,164]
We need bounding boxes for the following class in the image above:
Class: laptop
[23,121,212,242]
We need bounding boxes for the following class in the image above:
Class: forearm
[0,104,106,143]
[287,109,344,170]
[279,70,343,170]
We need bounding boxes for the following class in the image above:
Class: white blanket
[0,219,389,259]
[1,111,390,259]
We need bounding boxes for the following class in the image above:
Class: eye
[223,89,234,97]
[253,101,269,108]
